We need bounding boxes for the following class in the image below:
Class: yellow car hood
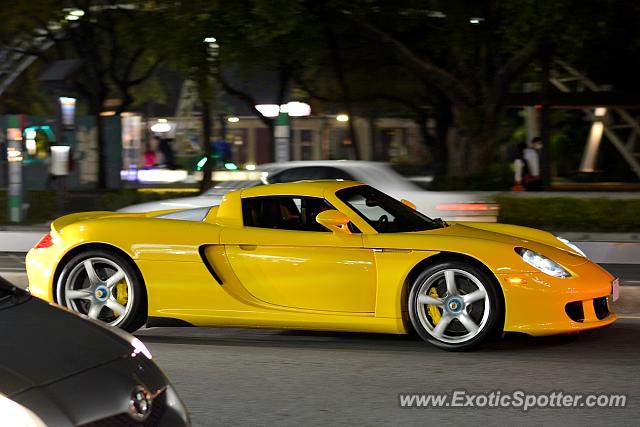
[413,222,588,267]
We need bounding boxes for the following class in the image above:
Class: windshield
[0,276,30,310]
[336,185,442,233]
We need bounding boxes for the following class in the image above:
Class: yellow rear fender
[54,216,223,263]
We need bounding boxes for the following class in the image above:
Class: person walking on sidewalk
[513,137,543,191]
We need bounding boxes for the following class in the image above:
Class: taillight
[34,233,54,249]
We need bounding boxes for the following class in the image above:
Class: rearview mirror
[401,199,417,210]
[316,210,351,234]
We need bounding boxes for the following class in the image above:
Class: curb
[556,232,640,243]
[613,287,640,317]
[5,230,640,263]
[0,231,48,252]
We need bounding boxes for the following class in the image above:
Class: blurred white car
[119,161,498,221]
[118,180,260,213]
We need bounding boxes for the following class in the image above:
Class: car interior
[242,196,334,232]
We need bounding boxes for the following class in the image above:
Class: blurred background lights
[150,118,171,133]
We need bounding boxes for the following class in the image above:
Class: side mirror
[316,210,351,234]
[401,199,417,210]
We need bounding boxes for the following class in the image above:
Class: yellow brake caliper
[115,281,128,312]
[427,287,442,324]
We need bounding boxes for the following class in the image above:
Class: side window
[242,196,336,232]
[267,166,355,183]
[344,193,396,223]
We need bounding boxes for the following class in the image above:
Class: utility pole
[274,111,290,163]
[6,115,25,222]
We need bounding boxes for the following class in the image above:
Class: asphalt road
[137,321,640,426]
[3,257,640,426]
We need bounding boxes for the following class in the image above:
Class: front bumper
[11,353,190,426]
[500,260,617,336]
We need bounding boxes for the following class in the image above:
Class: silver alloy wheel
[59,257,134,327]
[415,268,490,344]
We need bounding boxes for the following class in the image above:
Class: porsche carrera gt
[26,181,617,350]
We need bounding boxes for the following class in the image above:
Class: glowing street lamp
[336,114,349,122]
[255,104,280,118]
[150,118,171,133]
[280,101,311,117]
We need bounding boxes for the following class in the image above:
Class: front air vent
[565,301,584,322]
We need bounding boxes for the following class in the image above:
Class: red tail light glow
[34,233,54,249]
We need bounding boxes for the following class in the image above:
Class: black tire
[408,260,502,351]
[56,249,147,332]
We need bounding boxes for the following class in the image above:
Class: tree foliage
[3,0,640,180]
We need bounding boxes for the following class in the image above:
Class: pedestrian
[513,137,543,191]
[157,137,177,169]
[143,142,157,168]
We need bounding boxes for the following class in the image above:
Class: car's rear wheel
[56,249,146,332]
[408,260,502,351]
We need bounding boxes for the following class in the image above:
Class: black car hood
[0,297,131,397]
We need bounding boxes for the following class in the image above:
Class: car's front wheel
[408,260,502,351]
[56,249,146,332]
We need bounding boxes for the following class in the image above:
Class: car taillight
[34,233,54,249]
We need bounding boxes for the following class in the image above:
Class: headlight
[0,394,47,427]
[515,247,572,278]
[557,237,587,257]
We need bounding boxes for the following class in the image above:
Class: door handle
[238,244,258,251]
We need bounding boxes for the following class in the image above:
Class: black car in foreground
[0,276,190,426]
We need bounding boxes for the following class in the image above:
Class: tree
[340,0,640,177]
[330,0,545,176]
[1,1,161,188]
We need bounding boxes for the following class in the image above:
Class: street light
[255,104,280,118]
[150,118,171,133]
[254,102,312,163]
[255,102,311,118]
[281,101,311,117]
[336,114,349,122]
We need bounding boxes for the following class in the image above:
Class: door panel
[221,228,376,312]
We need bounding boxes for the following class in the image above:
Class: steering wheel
[377,214,389,231]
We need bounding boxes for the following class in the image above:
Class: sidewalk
[0,224,50,252]
[4,226,639,262]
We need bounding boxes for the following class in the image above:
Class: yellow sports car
[26,181,617,350]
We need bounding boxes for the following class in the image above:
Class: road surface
[137,322,640,426]
[3,258,639,426]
